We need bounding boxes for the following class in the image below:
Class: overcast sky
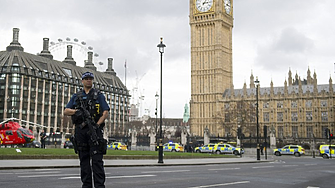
[1,0,335,118]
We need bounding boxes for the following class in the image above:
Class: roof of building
[0,28,128,95]
[223,84,335,98]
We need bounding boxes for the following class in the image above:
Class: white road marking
[107,174,156,179]
[15,171,60,175]
[307,186,320,188]
[304,164,317,166]
[252,166,274,169]
[34,168,62,171]
[141,170,190,173]
[188,181,250,188]
[208,168,240,171]
[18,173,79,178]
[282,165,298,167]
[60,174,156,180]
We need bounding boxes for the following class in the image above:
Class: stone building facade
[219,69,335,142]
[0,28,130,138]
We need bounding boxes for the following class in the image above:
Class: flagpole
[125,59,127,88]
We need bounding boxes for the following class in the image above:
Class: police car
[107,142,128,151]
[159,142,184,152]
[194,143,216,153]
[319,145,335,159]
[273,145,305,157]
[213,143,244,155]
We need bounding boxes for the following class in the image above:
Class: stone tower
[189,0,234,136]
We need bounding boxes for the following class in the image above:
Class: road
[0,156,333,188]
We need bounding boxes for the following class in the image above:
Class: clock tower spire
[189,0,234,136]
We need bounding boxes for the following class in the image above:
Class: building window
[306,100,312,108]
[306,126,313,138]
[277,112,283,122]
[263,112,269,122]
[292,126,298,138]
[277,101,283,108]
[291,112,298,121]
[321,100,328,107]
[263,102,269,109]
[277,126,283,138]
[306,111,313,121]
[224,103,230,110]
[291,101,297,108]
[321,111,328,121]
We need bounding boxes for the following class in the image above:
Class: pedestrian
[40,130,47,149]
[260,143,264,155]
[64,71,110,188]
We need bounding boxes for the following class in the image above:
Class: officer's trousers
[75,126,105,188]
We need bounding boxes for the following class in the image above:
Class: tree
[216,98,256,138]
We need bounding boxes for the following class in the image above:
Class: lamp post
[157,37,166,163]
[254,77,260,161]
[155,93,159,146]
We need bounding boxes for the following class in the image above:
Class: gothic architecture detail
[189,0,234,136]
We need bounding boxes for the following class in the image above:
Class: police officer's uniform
[66,72,110,188]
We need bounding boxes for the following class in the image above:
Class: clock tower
[189,0,234,136]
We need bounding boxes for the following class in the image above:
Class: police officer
[64,71,110,188]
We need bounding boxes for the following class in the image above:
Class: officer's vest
[75,88,102,123]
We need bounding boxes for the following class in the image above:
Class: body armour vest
[74,88,102,124]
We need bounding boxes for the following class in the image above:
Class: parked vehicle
[319,144,335,159]
[107,142,128,150]
[63,141,74,149]
[273,145,305,157]
[194,143,216,153]
[25,140,41,148]
[159,142,184,152]
[213,143,244,155]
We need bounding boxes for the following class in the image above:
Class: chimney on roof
[39,38,53,60]
[6,28,24,52]
[62,45,76,65]
[105,58,116,75]
[84,51,96,71]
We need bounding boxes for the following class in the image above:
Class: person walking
[40,130,47,149]
[64,71,110,188]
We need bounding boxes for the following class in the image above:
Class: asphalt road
[0,156,333,188]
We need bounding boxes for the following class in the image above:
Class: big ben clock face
[224,0,231,14]
[196,0,213,12]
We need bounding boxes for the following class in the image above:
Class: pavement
[0,155,274,170]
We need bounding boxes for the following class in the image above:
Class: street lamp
[155,93,159,144]
[157,37,166,163]
[254,76,260,161]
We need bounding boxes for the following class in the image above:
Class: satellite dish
[58,39,63,42]
[50,42,55,45]
[74,38,79,42]
[66,37,71,41]
[99,62,103,65]
[94,53,99,57]
[88,46,93,50]
[81,41,86,45]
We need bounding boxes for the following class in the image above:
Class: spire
[6,28,24,52]
[243,82,247,96]
[39,38,53,60]
[307,67,312,85]
[270,79,274,96]
[288,68,292,86]
[250,71,255,88]
[284,79,288,95]
[62,45,76,65]
[84,51,97,71]
[329,76,333,94]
